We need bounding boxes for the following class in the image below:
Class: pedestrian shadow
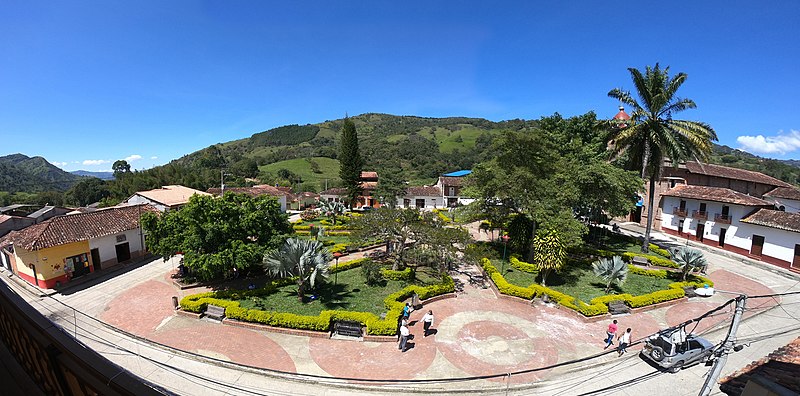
[425,329,438,337]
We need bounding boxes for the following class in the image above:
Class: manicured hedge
[481,259,608,316]
[620,251,679,268]
[483,255,709,317]
[381,268,413,281]
[433,209,452,223]
[180,260,454,335]
[509,256,537,273]
[326,231,351,236]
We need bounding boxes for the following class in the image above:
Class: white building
[397,186,443,209]
[762,187,800,214]
[660,185,800,271]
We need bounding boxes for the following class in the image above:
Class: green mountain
[0,154,84,192]
[174,113,531,188]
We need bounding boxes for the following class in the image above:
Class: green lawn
[499,259,675,303]
[238,267,439,316]
[258,157,341,187]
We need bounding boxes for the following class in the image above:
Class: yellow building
[0,204,154,289]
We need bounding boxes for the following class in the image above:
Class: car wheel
[669,360,684,373]
[650,346,664,362]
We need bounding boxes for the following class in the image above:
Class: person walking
[618,328,632,356]
[421,310,434,337]
[399,323,410,352]
[402,302,413,319]
[604,319,618,350]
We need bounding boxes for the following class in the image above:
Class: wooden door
[91,248,101,271]
[751,235,765,257]
[696,223,704,242]
[793,244,800,268]
[718,228,726,247]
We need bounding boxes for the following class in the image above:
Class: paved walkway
[3,223,799,395]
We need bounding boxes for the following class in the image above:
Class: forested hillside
[2,113,799,207]
[0,154,83,193]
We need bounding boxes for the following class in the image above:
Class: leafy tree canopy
[141,193,291,281]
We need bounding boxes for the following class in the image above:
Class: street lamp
[501,235,510,273]
[333,252,342,287]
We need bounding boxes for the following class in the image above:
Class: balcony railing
[715,213,732,224]
[692,210,708,220]
[673,207,688,217]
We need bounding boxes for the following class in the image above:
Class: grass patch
[499,259,676,303]
[258,157,341,187]
[238,267,440,316]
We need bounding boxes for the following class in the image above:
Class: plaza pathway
[3,225,799,395]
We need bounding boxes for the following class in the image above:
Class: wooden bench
[204,304,226,321]
[333,320,363,338]
[608,300,631,315]
[632,256,649,266]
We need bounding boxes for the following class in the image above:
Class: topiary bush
[361,259,384,286]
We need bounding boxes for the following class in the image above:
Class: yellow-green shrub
[510,256,537,273]
[326,231,351,236]
[381,267,413,281]
[627,265,668,279]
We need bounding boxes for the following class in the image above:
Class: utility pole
[698,295,747,396]
[221,169,225,196]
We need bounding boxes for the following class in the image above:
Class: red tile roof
[613,106,631,120]
[0,204,156,251]
[661,185,772,207]
[406,186,442,197]
[439,176,465,187]
[720,337,800,395]
[360,171,378,180]
[764,187,800,201]
[684,162,793,188]
[740,209,800,233]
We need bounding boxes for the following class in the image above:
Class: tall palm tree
[606,64,717,253]
[670,247,707,281]
[262,238,332,301]
[592,256,628,293]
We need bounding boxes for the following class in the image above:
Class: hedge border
[482,258,714,317]
[180,259,454,335]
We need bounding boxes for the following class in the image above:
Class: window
[448,187,455,196]
[699,203,706,213]
[679,200,686,210]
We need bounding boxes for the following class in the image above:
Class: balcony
[673,207,688,217]
[715,213,732,224]
[692,210,708,220]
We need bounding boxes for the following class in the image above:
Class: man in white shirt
[399,323,410,352]
[422,310,434,337]
[618,328,632,356]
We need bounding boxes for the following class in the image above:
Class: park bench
[608,300,631,315]
[333,320,363,338]
[632,256,649,266]
[204,304,226,321]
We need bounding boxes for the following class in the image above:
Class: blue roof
[443,170,472,177]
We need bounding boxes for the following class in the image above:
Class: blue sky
[2,1,799,172]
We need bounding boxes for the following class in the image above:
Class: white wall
[89,228,144,265]
[396,195,444,209]
[765,197,800,213]
[661,196,799,263]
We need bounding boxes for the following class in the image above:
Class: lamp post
[501,235,510,273]
[333,252,342,287]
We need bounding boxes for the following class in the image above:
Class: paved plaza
[3,225,800,395]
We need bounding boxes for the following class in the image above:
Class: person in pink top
[604,319,618,350]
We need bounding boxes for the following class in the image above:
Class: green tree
[606,64,717,253]
[262,238,331,301]
[533,229,566,287]
[112,160,131,178]
[338,117,363,207]
[350,207,420,270]
[592,256,628,293]
[670,247,707,281]
[65,177,110,206]
[141,193,290,281]
[373,166,407,209]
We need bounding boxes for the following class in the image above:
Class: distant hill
[0,154,84,192]
[71,170,114,180]
[709,144,800,184]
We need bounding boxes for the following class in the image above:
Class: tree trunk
[297,280,305,301]
[642,176,655,253]
[527,219,537,263]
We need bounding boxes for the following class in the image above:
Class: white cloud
[150,156,158,160]
[125,154,142,162]
[52,161,68,167]
[82,159,110,166]
[737,130,800,155]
